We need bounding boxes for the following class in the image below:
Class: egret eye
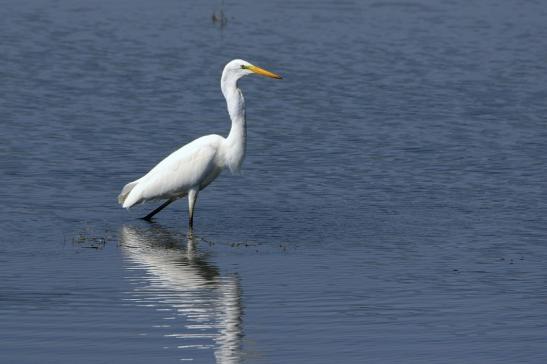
[240,65,247,69]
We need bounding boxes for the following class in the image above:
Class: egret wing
[124,135,223,207]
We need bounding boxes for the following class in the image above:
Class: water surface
[1,0,547,363]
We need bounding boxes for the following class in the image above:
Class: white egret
[118,59,282,226]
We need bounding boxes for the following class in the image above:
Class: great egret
[118,59,282,226]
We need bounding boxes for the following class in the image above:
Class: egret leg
[188,189,199,228]
[141,198,175,221]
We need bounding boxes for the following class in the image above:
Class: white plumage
[118,59,281,226]
[119,135,223,208]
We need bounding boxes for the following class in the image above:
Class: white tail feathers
[118,180,139,206]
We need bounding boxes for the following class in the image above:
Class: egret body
[118,59,281,226]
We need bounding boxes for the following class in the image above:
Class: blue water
[1,0,547,363]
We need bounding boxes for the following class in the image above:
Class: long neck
[221,73,246,172]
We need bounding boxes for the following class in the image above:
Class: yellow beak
[248,65,282,79]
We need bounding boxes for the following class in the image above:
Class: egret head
[222,59,282,82]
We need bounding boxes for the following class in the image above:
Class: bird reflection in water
[120,225,242,363]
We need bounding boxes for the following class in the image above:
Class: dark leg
[141,199,175,222]
[188,189,199,228]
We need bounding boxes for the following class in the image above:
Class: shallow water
[1,0,547,363]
